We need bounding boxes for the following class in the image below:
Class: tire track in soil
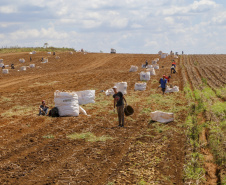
[0,116,93,167]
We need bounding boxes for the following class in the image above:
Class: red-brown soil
[0,52,187,184]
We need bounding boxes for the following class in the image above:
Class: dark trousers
[39,108,48,116]
[117,105,124,126]
[171,68,176,74]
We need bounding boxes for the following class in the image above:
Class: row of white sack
[105,82,179,95]
[1,65,36,74]
[105,82,146,95]
[54,90,95,117]
[129,64,159,72]
[29,51,73,55]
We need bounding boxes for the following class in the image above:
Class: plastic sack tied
[150,111,174,123]
[54,90,79,117]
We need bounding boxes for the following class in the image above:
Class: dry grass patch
[67,132,113,142]
[1,105,35,117]
[29,81,59,87]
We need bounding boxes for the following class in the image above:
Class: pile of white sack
[54,90,95,117]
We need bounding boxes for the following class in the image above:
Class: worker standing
[113,86,127,127]
[171,66,176,74]
[145,60,148,68]
[159,76,167,95]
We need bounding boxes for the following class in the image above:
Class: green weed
[211,102,226,119]
[67,132,113,142]
[43,135,55,139]
[0,96,12,103]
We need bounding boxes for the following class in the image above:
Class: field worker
[113,86,127,127]
[172,61,176,68]
[39,100,49,116]
[164,75,171,83]
[30,56,32,62]
[159,75,167,95]
[11,64,15,69]
[171,66,176,74]
[145,60,148,67]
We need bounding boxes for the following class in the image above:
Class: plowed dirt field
[0,52,188,185]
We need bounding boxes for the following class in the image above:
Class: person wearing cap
[113,86,127,127]
[159,75,167,95]
[39,100,49,116]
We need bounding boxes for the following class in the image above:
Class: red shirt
[165,76,170,82]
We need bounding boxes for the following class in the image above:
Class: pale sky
[0,0,226,54]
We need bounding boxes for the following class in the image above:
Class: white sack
[54,90,79,117]
[150,111,174,123]
[165,86,179,93]
[115,82,127,94]
[79,106,87,115]
[146,65,153,69]
[41,58,48,63]
[0,59,3,63]
[55,56,60,59]
[141,64,146,68]
[154,65,159,69]
[30,64,35,68]
[75,90,95,105]
[129,65,138,72]
[0,63,4,68]
[134,82,146,91]
[30,51,36,54]
[47,52,51,54]
[161,53,167,58]
[152,60,157,64]
[140,72,150,81]
[19,58,25,63]
[5,65,9,67]
[154,58,159,62]
[105,88,114,96]
[2,69,9,74]
[20,66,26,71]
[146,68,156,76]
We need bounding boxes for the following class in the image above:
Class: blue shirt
[160,78,167,88]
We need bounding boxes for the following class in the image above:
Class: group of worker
[159,60,177,95]
[38,58,177,129]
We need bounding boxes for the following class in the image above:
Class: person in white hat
[112,86,127,127]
